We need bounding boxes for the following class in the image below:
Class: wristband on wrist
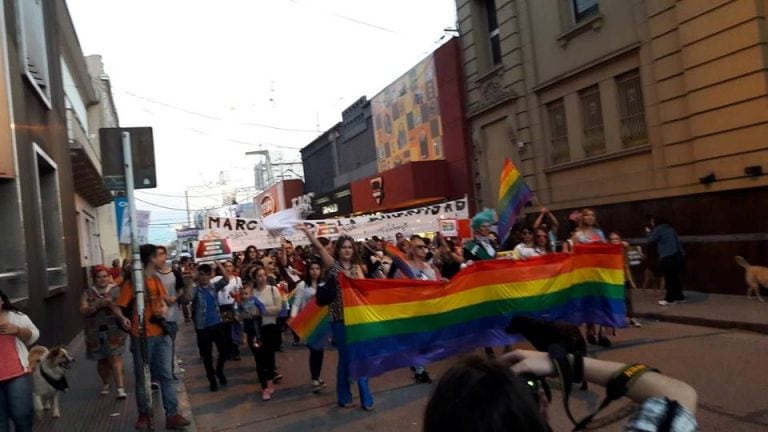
[573,363,661,431]
[606,364,659,401]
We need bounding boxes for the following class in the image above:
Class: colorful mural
[372,55,443,172]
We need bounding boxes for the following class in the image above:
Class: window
[579,86,606,157]
[34,146,67,290]
[78,210,102,267]
[17,0,51,108]
[0,178,28,302]
[547,100,570,164]
[616,70,648,147]
[61,57,89,133]
[572,0,599,22]
[485,0,502,66]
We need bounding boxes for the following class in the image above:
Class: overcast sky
[66,0,458,243]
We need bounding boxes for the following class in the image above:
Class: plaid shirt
[625,397,697,432]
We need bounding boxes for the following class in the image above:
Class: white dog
[28,345,75,419]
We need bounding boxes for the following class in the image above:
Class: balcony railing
[66,108,101,172]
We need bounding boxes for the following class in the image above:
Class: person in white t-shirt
[212,261,243,361]
[512,227,544,260]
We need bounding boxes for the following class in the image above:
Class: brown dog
[29,346,75,419]
[735,256,768,302]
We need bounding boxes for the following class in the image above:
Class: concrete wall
[86,55,120,264]
[456,0,768,294]
[3,0,87,345]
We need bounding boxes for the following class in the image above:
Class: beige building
[456,0,768,294]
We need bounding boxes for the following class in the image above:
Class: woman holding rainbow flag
[290,260,327,393]
[295,225,375,411]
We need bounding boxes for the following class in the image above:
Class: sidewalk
[32,332,196,432]
[633,288,768,334]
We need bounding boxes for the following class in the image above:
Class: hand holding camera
[502,350,554,378]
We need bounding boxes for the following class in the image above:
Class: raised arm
[212,260,233,291]
[296,224,335,267]
[547,209,560,229]
[533,208,547,230]
[280,241,289,267]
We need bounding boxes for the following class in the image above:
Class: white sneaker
[658,300,676,306]
[311,379,326,393]
[116,387,128,400]
[100,384,110,395]
[629,318,642,328]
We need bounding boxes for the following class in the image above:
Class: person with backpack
[112,244,190,430]
[153,246,185,382]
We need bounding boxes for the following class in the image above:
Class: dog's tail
[735,256,751,269]
[27,345,48,370]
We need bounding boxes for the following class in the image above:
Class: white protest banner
[119,210,150,245]
[198,197,469,252]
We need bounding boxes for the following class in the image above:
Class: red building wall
[434,37,475,213]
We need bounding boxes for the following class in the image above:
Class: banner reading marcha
[198,197,469,251]
[339,244,626,379]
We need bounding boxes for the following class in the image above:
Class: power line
[136,194,260,212]
[286,0,400,34]
[138,188,256,199]
[118,89,323,133]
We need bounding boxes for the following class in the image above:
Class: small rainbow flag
[340,244,625,379]
[497,157,534,245]
[384,242,416,279]
[288,301,331,350]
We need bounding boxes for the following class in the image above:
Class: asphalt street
[178,320,768,432]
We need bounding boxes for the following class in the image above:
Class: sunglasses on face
[414,245,429,250]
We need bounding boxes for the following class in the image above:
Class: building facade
[301,37,475,220]
[1,0,119,345]
[456,0,768,294]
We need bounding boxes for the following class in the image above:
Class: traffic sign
[100,127,156,190]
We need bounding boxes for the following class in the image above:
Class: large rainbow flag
[497,157,534,244]
[340,244,625,379]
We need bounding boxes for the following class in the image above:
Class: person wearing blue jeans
[330,320,373,409]
[130,335,178,418]
[0,289,39,432]
[113,244,190,430]
[0,373,33,432]
[296,225,374,410]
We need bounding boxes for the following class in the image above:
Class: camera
[149,314,171,335]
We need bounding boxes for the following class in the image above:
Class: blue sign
[114,197,128,239]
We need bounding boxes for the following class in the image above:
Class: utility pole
[185,189,191,226]
[122,131,153,430]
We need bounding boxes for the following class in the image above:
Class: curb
[174,378,198,432]
[635,312,768,335]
